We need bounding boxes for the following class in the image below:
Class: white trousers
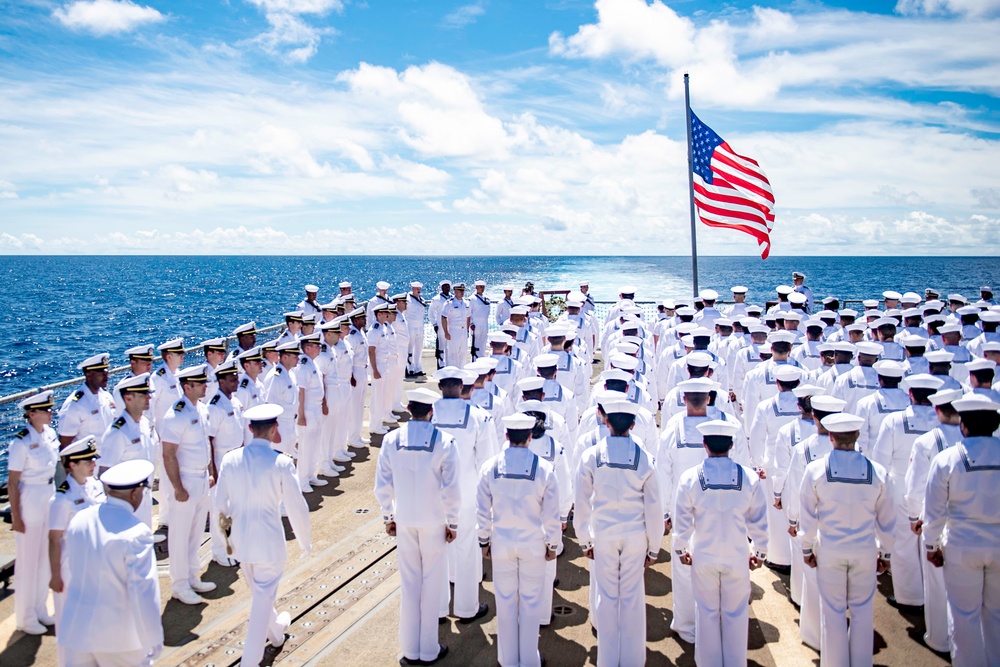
[391,354,407,410]
[63,648,152,667]
[540,556,556,625]
[398,526,447,663]
[816,549,877,667]
[671,534,696,643]
[407,327,425,373]
[168,472,210,595]
[447,507,483,618]
[493,541,545,667]
[347,375,368,444]
[789,535,802,605]
[799,550,821,650]
[370,373,390,429]
[471,321,489,361]
[210,448,239,561]
[920,534,951,653]
[943,545,1000,667]
[239,560,287,667]
[275,419,297,456]
[154,438,170,526]
[691,557,750,667]
[14,483,53,628]
[444,328,468,368]
[321,386,349,461]
[593,532,648,667]
[889,496,923,606]
[295,418,322,488]
[764,478,790,566]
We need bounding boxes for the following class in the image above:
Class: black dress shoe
[426,644,449,664]
[458,603,489,624]
[764,560,791,575]
[553,578,560,588]
[438,616,448,625]
[400,657,423,666]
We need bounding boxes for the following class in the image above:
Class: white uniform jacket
[476,447,562,550]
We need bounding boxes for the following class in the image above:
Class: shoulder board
[156,367,166,376]
[373,323,380,329]
[173,400,186,412]
[72,389,85,401]
[299,357,307,364]
[112,416,126,429]
[210,394,221,405]
[240,378,249,388]
[15,427,29,439]
[275,367,283,375]
[321,344,328,352]
[277,452,293,464]
[56,480,70,493]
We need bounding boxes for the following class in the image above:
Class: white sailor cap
[545,325,569,339]
[600,369,633,383]
[862,299,879,309]
[855,342,884,356]
[410,281,423,288]
[566,299,584,308]
[675,322,698,335]
[74,352,110,373]
[18,390,54,411]
[901,337,928,349]
[938,323,962,335]
[62,435,100,461]
[516,376,546,392]
[100,459,154,489]
[757,342,773,354]
[348,307,367,318]
[237,346,264,363]
[821,413,865,433]
[339,281,352,289]
[967,358,997,373]
[748,324,770,334]
[319,318,342,331]
[767,331,795,344]
[788,292,807,304]
[479,357,500,371]
[980,311,1000,323]
[689,327,712,338]
[792,384,825,398]
[176,364,209,382]
[887,309,903,319]
[473,280,486,287]
[984,342,1000,353]
[609,354,639,371]
[233,321,257,336]
[603,400,639,415]
[982,285,993,292]
[115,372,151,394]
[902,292,922,304]
[924,299,944,310]
[201,337,227,353]
[301,314,319,325]
[699,289,719,301]
[502,413,536,430]
[488,332,514,345]
[929,388,964,406]
[304,284,319,293]
[615,342,640,356]
[376,281,391,291]
[500,323,519,335]
[517,399,549,414]
[464,361,492,376]
[872,360,905,378]
[882,290,902,300]
[817,342,836,353]
[948,293,968,304]
[925,350,955,363]
[783,311,803,322]
[501,285,514,292]
[838,309,859,318]
[276,341,301,353]
[434,366,466,381]
[533,353,559,368]
[902,373,945,390]
[593,390,627,407]
[810,396,846,413]
[299,333,321,346]
[731,285,748,294]
[817,311,837,321]
[342,293,356,301]
[439,279,452,287]
[406,388,441,405]
[901,307,923,318]
[619,285,637,294]
[822,296,839,304]
[845,323,868,334]
[680,335,695,348]
[924,314,947,326]
[774,365,803,382]
[676,306,697,317]
[676,378,718,394]
[803,318,824,329]
[953,394,1000,412]
[776,285,793,295]
[578,279,590,287]
[746,305,763,314]
[957,305,980,316]
[321,300,339,311]
[696,419,741,438]
[685,352,714,369]
[871,317,896,329]
[510,305,530,316]
[244,403,284,422]
[833,341,856,354]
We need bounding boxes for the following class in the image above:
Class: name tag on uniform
[29,443,39,450]
[287,384,293,390]
[74,498,85,505]
[91,409,99,415]
[227,411,234,416]
[191,419,199,424]
[131,438,140,444]
[169,384,176,390]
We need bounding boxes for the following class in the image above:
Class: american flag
[690,111,775,259]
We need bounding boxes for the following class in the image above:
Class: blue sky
[0,0,998,255]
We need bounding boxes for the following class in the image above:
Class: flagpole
[684,72,699,296]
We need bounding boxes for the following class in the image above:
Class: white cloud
[247,0,343,13]
[0,179,17,199]
[243,0,342,62]
[441,1,487,29]
[896,0,1000,16]
[53,0,164,36]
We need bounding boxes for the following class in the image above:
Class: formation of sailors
[5,276,1000,667]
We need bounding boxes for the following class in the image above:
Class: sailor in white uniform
[495,286,515,327]
[477,412,562,667]
[200,338,228,403]
[742,331,800,421]
[432,367,498,622]
[263,342,301,458]
[854,360,911,456]
[229,321,258,360]
[215,404,311,667]
[902,337,931,376]
[389,297,411,411]
[101,374,159,535]
[235,347,265,413]
[488,332,525,395]
[318,319,354,474]
[469,280,491,360]
[8,390,60,635]
[921,394,1000,667]
[575,399,662,667]
[205,359,245,566]
[967,311,1000,358]
[799,413,895,667]
[113,345,155,417]
[58,353,116,449]
[406,282,428,377]
[297,283,322,317]
[158,364,216,605]
[792,272,813,314]
[345,307,370,446]
[904,387,963,654]
[368,304,395,435]
[47,435,105,653]
[366,280,393,325]
[374,389,460,665]
[275,311,303,346]
[694,289,723,329]
[429,280,453,370]
[673,419,768,667]
[967,358,1000,402]
[151,338,185,432]
[833,341,884,414]
[57,460,163,667]
[724,285,751,320]
[295,333,327,490]
[441,282,472,368]
[791,319,825,371]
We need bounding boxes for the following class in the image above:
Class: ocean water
[1,254,997,483]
